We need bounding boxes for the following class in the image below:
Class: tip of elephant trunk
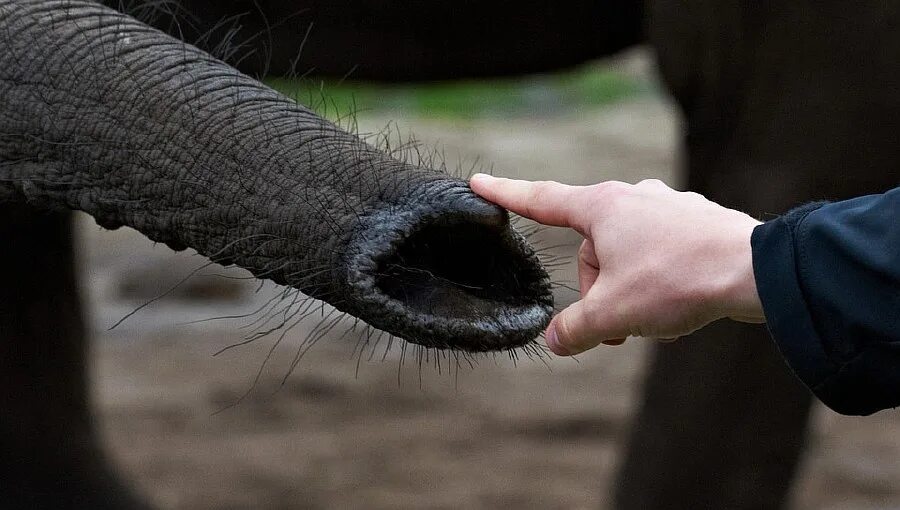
[344,183,554,353]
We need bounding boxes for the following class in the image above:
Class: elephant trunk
[0,0,553,352]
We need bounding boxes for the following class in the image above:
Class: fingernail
[470,173,493,183]
[546,326,571,356]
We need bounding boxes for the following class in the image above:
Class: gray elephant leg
[614,321,812,509]
[0,204,147,509]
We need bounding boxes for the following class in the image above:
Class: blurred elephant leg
[614,320,813,509]
[0,204,147,509]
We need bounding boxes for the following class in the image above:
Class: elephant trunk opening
[344,184,552,352]
[0,0,553,352]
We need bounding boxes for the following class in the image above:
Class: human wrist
[709,214,766,322]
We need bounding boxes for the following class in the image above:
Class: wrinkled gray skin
[0,1,557,507]
[0,0,554,351]
[3,0,900,508]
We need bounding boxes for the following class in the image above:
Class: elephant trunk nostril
[344,184,554,353]
[376,221,524,314]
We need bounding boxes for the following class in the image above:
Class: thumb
[545,300,627,356]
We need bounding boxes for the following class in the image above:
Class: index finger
[469,174,590,233]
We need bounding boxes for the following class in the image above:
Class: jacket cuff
[751,203,837,405]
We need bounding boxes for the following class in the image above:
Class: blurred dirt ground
[81,63,900,509]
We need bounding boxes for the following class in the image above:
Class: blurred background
[80,48,900,509]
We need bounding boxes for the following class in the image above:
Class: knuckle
[683,191,706,201]
[594,180,629,196]
[522,181,558,217]
[590,181,631,217]
[528,180,557,202]
[637,179,673,193]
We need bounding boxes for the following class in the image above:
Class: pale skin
[469,174,766,356]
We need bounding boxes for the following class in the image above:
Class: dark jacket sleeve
[750,186,900,416]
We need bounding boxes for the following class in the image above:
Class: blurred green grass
[267,64,647,120]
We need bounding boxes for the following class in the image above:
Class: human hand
[469,174,765,356]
